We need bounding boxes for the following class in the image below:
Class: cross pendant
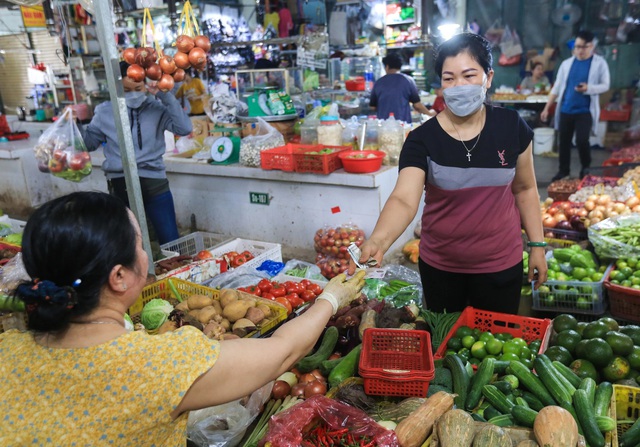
[466,152,472,162]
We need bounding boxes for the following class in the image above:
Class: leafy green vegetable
[123,313,134,331]
[2,233,22,245]
[140,298,173,330]
[0,294,25,312]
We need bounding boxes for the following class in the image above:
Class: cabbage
[140,298,173,330]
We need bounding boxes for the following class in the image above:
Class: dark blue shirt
[369,73,421,123]
[561,57,592,114]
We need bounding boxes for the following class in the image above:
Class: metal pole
[92,0,154,274]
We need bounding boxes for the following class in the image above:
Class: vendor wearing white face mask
[78,61,192,245]
[350,33,547,314]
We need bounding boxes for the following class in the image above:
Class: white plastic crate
[160,232,222,257]
[208,238,282,271]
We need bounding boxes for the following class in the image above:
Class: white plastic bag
[499,25,523,58]
[239,117,285,167]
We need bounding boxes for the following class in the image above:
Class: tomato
[48,158,65,173]
[300,289,316,302]
[285,282,304,294]
[232,255,247,268]
[262,292,275,300]
[271,283,286,298]
[237,287,248,292]
[194,250,213,261]
[307,283,323,295]
[225,251,238,261]
[285,293,304,308]
[241,250,253,260]
[257,278,273,293]
[300,279,312,289]
[69,152,89,171]
[52,149,68,162]
[275,296,293,314]
[245,285,261,296]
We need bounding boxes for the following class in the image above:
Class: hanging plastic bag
[239,117,285,167]
[33,108,92,182]
[484,19,504,46]
[187,382,272,447]
[499,25,523,65]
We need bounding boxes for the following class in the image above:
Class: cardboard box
[526,47,557,72]
[190,117,211,141]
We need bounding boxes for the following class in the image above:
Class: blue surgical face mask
[125,91,146,109]
[442,83,486,117]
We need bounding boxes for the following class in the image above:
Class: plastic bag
[187,382,273,447]
[484,19,504,46]
[313,223,366,257]
[0,253,29,310]
[203,267,271,289]
[281,259,326,280]
[33,108,92,182]
[499,25,523,60]
[239,117,285,167]
[315,254,350,279]
[176,135,204,155]
[588,214,640,260]
[259,394,398,447]
[255,260,285,276]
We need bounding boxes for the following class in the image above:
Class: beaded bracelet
[527,241,547,247]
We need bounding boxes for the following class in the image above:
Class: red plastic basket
[433,307,552,360]
[604,270,640,323]
[359,328,434,397]
[600,105,631,122]
[260,143,318,172]
[293,145,350,175]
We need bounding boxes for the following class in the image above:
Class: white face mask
[125,91,146,109]
[442,83,487,117]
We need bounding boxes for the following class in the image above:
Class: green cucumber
[444,354,470,409]
[521,391,545,411]
[595,415,616,433]
[574,389,605,447]
[471,413,487,422]
[620,417,640,447]
[466,357,495,411]
[533,354,572,407]
[492,380,513,395]
[482,384,515,415]
[487,414,515,427]
[552,360,583,388]
[319,357,343,376]
[511,405,538,428]
[328,343,362,388]
[579,377,597,407]
[493,360,511,374]
[515,397,529,408]
[593,382,614,418]
[508,360,555,407]
[296,326,339,373]
[483,405,502,420]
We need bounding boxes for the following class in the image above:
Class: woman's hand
[528,247,548,289]
[147,82,159,96]
[317,270,366,313]
[347,239,385,275]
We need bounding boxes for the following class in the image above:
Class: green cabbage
[140,298,173,330]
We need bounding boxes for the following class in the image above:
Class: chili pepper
[327,428,349,436]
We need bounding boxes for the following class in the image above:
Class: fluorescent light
[437,23,461,41]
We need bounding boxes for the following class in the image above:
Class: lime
[521,357,534,369]
[512,337,527,348]
[617,259,629,270]
[586,267,597,277]
[553,314,578,333]
[572,267,588,280]
[479,332,495,344]
[621,267,634,278]
[576,297,592,311]
[622,280,633,287]
[457,348,470,362]
[486,338,504,356]
[632,277,640,286]
[461,335,477,350]
[500,352,521,362]
[447,337,463,351]
[628,258,638,268]
[591,272,604,282]
[519,346,533,360]
[612,271,627,282]
[455,326,473,339]
[471,341,488,359]
[472,328,482,338]
[503,341,521,355]
[633,270,640,278]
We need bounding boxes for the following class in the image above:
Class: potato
[175,301,190,312]
[232,318,256,337]
[198,305,219,324]
[257,303,272,318]
[188,309,201,320]
[219,289,239,308]
[188,294,213,310]
[222,300,254,323]
[220,318,231,331]
[245,306,265,325]
[157,320,177,334]
[211,300,222,315]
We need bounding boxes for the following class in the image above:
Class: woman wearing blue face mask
[78,61,192,245]
[349,33,547,314]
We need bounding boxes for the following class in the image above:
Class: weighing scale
[209,128,240,165]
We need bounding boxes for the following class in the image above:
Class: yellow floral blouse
[0,326,220,446]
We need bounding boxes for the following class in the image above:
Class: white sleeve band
[316,292,339,315]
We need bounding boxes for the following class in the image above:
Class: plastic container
[293,145,350,175]
[260,143,318,172]
[364,116,380,150]
[160,232,222,257]
[434,306,552,360]
[341,116,361,149]
[359,328,434,397]
[378,114,404,165]
[338,150,385,173]
[614,384,640,444]
[300,118,319,145]
[604,269,640,323]
[207,237,282,271]
[317,116,343,147]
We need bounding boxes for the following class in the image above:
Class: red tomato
[48,158,65,173]
[285,293,304,309]
[257,278,273,293]
[300,289,316,302]
[232,255,247,268]
[261,292,275,300]
[69,152,88,171]
[237,287,248,292]
[271,284,286,297]
[300,279,312,289]
[307,283,323,295]
[275,296,292,314]
[241,250,253,260]
[245,285,262,296]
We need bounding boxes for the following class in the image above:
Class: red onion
[122,47,137,64]
[194,35,211,52]
[173,52,191,69]
[176,35,195,53]
[158,55,177,74]
[126,64,146,82]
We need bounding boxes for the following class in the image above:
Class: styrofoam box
[160,231,222,257]
[157,259,226,284]
[208,238,282,271]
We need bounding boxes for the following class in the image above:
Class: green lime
[621,267,634,278]
[572,267,588,280]
[502,341,521,355]
[500,352,520,362]
[486,338,504,356]
[521,357,534,369]
[512,337,527,348]
[632,277,640,286]
[447,336,463,351]
[617,260,629,270]
[471,341,487,359]
[632,270,640,278]
[479,332,495,343]
[455,326,473,339]
[461,335,477,350]
[591,272,604,282]
[519,346,533,360]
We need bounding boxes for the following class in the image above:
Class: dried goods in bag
[33,108,92,182]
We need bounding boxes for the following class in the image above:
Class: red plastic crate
[260,143,318,172]
[433,307,552,360]
[600,105,631,122]
[359,328,434,397]
[293,145,350,175]
[605,270,640,323]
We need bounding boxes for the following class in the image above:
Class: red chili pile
[301,426,375,447]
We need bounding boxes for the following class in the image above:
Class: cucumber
[483,405,502,420]
[574,389,605,447]
[328,343,362,388]
[595,415,616,433]
[552,360,583,388]
[511,405,538,428]
[487,414,516,427]
[296,326,339,373]
[515,397,529,408]
[482,384,515,415]
[466,357,495,411]
[444,354,470,409]
[548,359,577,396]
[579,377,597,407]
[471,412,487,422]
[620,417,640,447]
[319,357,343,376]
[493,380,513,396]
[508,360,555,407]
[534,355,572,407]
[521,391,544,411]
[593,382,614,418]
[493,360,511,374]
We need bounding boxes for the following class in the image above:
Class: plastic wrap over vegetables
[588,213,640,260]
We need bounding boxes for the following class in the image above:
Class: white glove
[316,270,366,314]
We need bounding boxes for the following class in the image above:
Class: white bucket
[533,127,555,155]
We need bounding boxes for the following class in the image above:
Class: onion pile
[121,34,210,92]
[541,196,640,232]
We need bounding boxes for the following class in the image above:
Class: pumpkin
[533,406,579,447]
[473,425,512,447]
[402,239,420,263]
[517,441,540,447]
[394,391,454,447]
[436,409,476,447]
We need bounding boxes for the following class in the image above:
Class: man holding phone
[541,30,610,181]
